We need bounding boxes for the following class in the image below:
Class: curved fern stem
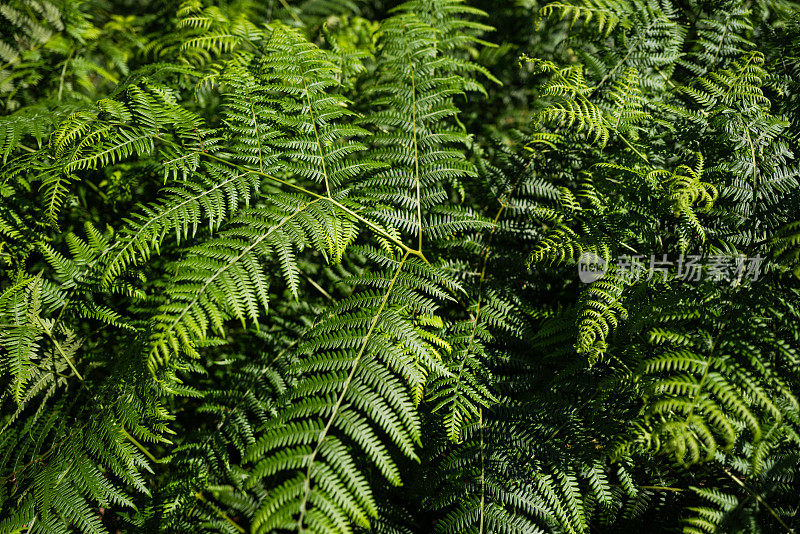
[194,147,429,260]
[118,426,159,464]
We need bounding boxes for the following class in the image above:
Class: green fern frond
[648,153,717,250]
[623,288,799,467]
[148,195,351,371]
[427,316,497,442]
[576,270,628,363]
[538,0,630,37]
[246,249,454,533]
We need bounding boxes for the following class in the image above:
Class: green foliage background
[2,0,800,532]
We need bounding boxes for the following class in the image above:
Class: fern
[538,0,631,37]
[618,286,800,467]
[3,1,800,533]
[246,248,451,532]
[148,195,354,371]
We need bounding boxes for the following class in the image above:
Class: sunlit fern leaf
[398,0,500,86]
[604,1,683,90]
[677,52,770,111]
[527,223,601,266]
[357,6,487,247]
[3,1,800,533]
[217,24,383,195]
[526,58,611,147]
[604,68,648,137]
[537,0,631,37]
[575,269,628,363]
[148,195,351,371]
[647,153,717,251]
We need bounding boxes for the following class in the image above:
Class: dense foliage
[2,0,800,532]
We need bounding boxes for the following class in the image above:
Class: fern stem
[408,58,423,252]
[709,12,732,70]
[618,135,649,163]
[119,425,159,464]
[742,118,760,223]
[195,491,246,533]
[276,0,303,25]
[638,485,683,492]
[57,48,74,103]
[655,66,677,89]
[723,468,795,533]
[722,52,759,102]
[248,96,264,174]
[296,251,410,531]
[590,16,658,97]
[42,326,83,381]
[302,271,334,302]
[451,158,528,441]
[465,162,530,528]
[301,72,331,196]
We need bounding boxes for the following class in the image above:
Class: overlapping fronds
[148,196,355,370]
[618,287,800,467]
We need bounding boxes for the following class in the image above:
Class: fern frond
[538,0,630,37]
[247,249,454,532]
[148,195,352,371]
